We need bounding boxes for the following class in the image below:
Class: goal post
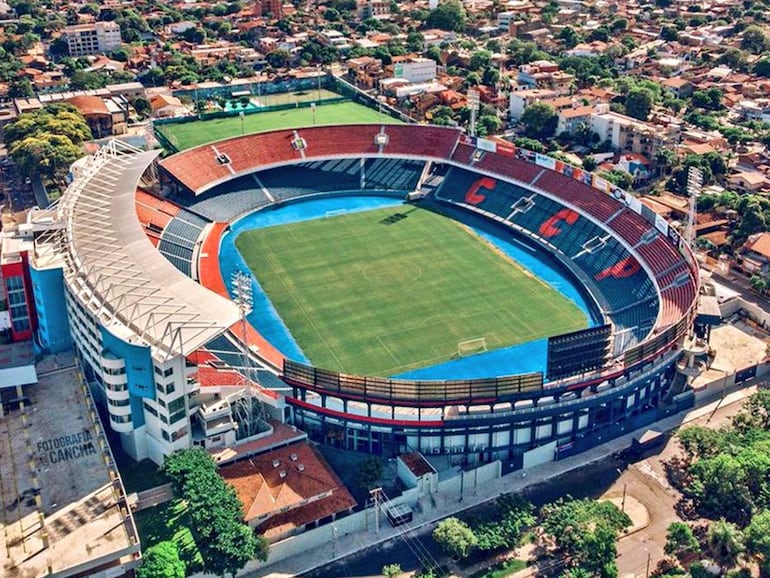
[324,208,348,219]
[457,337,488,357]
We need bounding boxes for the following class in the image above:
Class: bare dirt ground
[693,323,769,388]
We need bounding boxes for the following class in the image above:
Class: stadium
[27,122,699,468]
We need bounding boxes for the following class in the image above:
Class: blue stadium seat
[432,166,659,336]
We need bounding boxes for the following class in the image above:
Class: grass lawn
[235,206,586,376]
[159,100,400,151]
[133,499,203,572]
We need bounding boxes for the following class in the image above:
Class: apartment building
[64,21,122,57]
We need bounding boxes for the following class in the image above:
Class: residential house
[220,442,356,542]
[661,77,694,99]
[739,232,770,275]
[65,95,127,138]
[149,93,187,117]
[727,170,767,193]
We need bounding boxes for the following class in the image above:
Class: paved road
[303,456,638,578]
[296,388,760,578]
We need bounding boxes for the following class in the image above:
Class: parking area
[0,355,141,576]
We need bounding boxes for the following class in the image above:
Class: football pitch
[158,101,400,151]
[235,206,587,376]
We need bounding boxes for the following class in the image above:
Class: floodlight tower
[230,270,267,437]
[467,88,480,138]
[685,166,703,253]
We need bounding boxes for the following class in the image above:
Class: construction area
[0,350,140,577]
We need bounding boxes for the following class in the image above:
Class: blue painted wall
[100,326,156,428]
[29,265,73,354]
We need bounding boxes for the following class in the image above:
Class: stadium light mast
[467,88,480,138]
[230,270,268,437]
[686,166,703,253]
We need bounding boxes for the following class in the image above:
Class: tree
[661,25,678,41]
[719,48,748,71]
[541,498,631,578]
[474,495,535,551]
[433,517,478,559]
[425,1,467,32]
[8,77,34,98]
[131,97,151,119]
[602,170,633,189]
[163,449,268,577]
[689,454,754,523]
[356,457,383,491]
[678,426,726,462]
[136,542,186,578]
[708,520,744,571]
[478,114,502,136]
[741,25,769,54]
[625,88,655,121]
[382,563,402,577]
[654,147,678,176]
[664,522,700,559]
[754,58,770,77]
[559,26,582,48]
[692,88,723,111]
[521,102,558,139]
[746,510,770,575]
[738,389,770,430]
[69,70,109,90]
[469,50,492,71]
[266,49,291,68]
[426,45,442,64]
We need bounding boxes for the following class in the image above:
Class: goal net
[457,337,488,357]
[324,209,348,219]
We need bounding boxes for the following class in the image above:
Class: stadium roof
[57,140,239,360]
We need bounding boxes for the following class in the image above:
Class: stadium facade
[8,125,700,467]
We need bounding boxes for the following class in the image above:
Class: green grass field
[159,101,400,151]
[235,207,587,376]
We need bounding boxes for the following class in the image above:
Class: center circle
[362,261,422,283]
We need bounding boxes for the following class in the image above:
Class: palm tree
[708,519,745,571]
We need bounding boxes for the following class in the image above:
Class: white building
[392,57,437,84]
[39,142,285,464]
[509,88,557,120]
[64,21,122,57]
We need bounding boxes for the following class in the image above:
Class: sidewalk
[223,386,758,578]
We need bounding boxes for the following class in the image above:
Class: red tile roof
[220,442,356,538]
